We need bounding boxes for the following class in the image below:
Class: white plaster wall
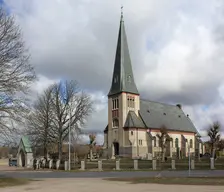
[17,141,23,167]
[26,153,33,168]
[128,129,148,147]
[128,129,196,157]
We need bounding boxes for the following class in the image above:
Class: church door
[113,142,119,156]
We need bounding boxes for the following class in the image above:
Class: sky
[3,0,224,144]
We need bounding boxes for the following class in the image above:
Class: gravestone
[36,159,40,169]
[49,160,53,169]
[134,160,138,170]
[56,160,60,170]
[147,153,152,160]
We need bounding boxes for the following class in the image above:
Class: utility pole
[68,106,71,171]
[188,144,191,177]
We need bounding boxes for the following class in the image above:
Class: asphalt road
[1,170,224,179]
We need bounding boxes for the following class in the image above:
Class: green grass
[0,178,31,188]
[105,177,224,185]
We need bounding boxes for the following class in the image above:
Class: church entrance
[113,142,119,156]
[19,150,26,167]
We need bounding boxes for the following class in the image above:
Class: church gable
[19,136,32,153]
[124,111,145,128]
[139,99,198,133]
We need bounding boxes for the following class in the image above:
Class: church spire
[108,8,139,96]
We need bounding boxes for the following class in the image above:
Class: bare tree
[26,80,93,160]
[0,6,35,143]
[25,86,55,158]
[52,80,93,160]
[157,125,171,162]
[207,122,221,158]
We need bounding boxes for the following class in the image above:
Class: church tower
[107,9,140,158]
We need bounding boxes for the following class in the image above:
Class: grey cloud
[5,0,224,134]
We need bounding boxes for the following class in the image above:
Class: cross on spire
[121,5,124,20]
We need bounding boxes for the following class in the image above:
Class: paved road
[2,178,224,192]
[1,170,224,179]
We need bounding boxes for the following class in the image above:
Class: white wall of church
[128,129,148,147]
[128,130,194,147]
[127,129,196,158]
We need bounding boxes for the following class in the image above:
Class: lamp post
[59,79,71,171]
[188,144,191,177]
[68,106,71,171]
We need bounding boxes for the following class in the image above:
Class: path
[1,178,224,192]
[1,169,224,178]
[1,163,224,179]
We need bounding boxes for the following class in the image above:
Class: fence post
[116,160,120,170]
[98,160,103,171]
[134,160,138,170]
[64,161,68,171]
[191,159,195,170]
[80,160,85,170]
[210,158,215,170]
[171,159,176,170]
[152,159,156,170]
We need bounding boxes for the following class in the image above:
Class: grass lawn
[0,178,31,188]
[105,177,224,185]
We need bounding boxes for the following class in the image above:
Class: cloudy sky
[3,0,224,144]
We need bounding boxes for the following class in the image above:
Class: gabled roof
[139,99,198,133]
[21,136,32,153]
[124,111,145,128]
[108,13,139,96]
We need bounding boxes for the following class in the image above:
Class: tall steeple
[108,8,139,96]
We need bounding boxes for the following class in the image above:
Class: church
[103,12,204,159]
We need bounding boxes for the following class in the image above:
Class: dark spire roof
[124,111,145,128]
[108,11,139,96]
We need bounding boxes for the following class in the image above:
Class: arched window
[190,139,193,148]
[127,96,135,108]
[175,138,179,148]
[112,119,119,128]
[112,97,119,109]
[131,131,133,136]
